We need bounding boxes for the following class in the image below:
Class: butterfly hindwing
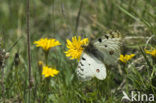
[76,53,107,81]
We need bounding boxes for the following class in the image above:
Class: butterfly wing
[76,52,107,81]
[93,32,121,65]
[94,62,107,80]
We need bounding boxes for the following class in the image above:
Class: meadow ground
[0,0,156,103]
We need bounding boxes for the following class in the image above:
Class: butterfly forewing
[76,53,107,81]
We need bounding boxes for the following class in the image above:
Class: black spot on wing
[98,38,102,43]
[80,68,84,71]
[109,50,114,55]
[78,65,84,71]
[105,35,109,39]
[96,69,100,73]
[77,67,83,75]
[77,71,83,76]
[82,57,86,60]
[80,62,84,66]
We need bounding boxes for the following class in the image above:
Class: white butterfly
[76,32,121,81]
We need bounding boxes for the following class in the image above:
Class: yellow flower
[34,38,61,51]
[145,48,156,58]
[38,60,44,66]
[64,36,89,60]
[42,66,59,78]
[119,54,135,63]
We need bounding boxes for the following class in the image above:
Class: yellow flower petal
[34,38,61,51]
[64,36,89,60]
[42,66,59,78]
[145,48,156,57]
[119,54,135,63]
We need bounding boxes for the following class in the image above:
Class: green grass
[0,0,156,102]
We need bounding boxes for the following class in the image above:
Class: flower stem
[44,51,49,65]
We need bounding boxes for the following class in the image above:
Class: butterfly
[76,31,121,81]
